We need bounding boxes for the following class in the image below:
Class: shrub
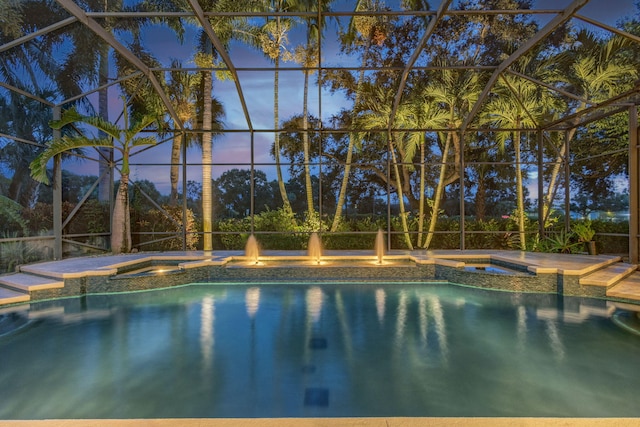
[134,205,199,250]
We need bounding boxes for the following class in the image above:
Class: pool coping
[16,249,623,279]
[0,417,639,426]
[2,250,638,307]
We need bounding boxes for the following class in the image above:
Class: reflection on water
[245,287,260,319]
[0,283,638,419]
[306,287,323,324]
[375,288,386,324]
[394,291,408,347]
[200,295,215,376]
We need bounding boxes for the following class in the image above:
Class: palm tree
[194,48,216,252]
[483,59,557,250]
[54,0,183,202]
[542,31,637,224]
[179,0,256,251]
[290,0,332,218]
[30,102,158,254]
[422,66,479,250]
[403,93,449,248]
[357,85,415,249]
[0,0,22,39]
[166,61,201,205]
[251,0,299,215]
[330,0,388,232]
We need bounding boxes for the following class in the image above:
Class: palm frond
[131,136,158,148]
[125,115,157,141]
[30,136,113,184]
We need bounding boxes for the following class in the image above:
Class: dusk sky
[65,0,639,195]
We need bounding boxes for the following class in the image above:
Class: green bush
[592,220,628,255]
[134,205,199,250]
[217,217,251,250]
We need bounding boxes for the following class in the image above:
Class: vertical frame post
[459,131,466,251]
[537,130,544,238]
[181,132,188,250]
[564,130,571,232]
[52,106,62,260]
[629,105,638,264]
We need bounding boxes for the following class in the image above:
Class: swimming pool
[0,281,638,419]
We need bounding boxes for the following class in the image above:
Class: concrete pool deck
[1,250,640,306]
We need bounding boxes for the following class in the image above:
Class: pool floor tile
[304,388,329,407]
[309,337,327,349]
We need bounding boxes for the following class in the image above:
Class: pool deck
[1,249,640,306]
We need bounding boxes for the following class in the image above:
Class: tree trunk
[302,68,314,216]
[542,127,577,226]
[111,172,131,254]
[273,22,292,215]
[389,134,413,250]
[169,133,181,205]
[331,38,371,232]
[423,132,452,249]
[202,69,213,251]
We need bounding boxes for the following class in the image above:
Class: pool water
[0,282,638,419]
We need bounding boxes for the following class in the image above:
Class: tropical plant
[30,102,158,254]
[253,0,298,215]
[422,65,480,249]
[166,61,201,205]
[329,0,389,232]
[0,0,22,38]
[542,31,638,224]
[355,85,411,249]
[482,54,557,250]
[0,195,28,236]
[290,0,332,216]
[572,220,596,243]
[540,230,581,254]
[181,0,251,251]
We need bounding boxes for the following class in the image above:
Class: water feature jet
[308,232,323,265]
[245,235,261,265]
[375,229,385,264]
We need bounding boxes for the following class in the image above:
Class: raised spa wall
[22,255,576,303]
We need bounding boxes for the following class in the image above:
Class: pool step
[0,287,30,305]
[579,263,637,288]
[0,273,64,295]
[607,271,640,301]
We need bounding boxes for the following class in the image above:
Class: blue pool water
[0,282,639,419]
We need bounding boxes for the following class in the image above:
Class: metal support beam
[461,0,588,132]
[52,107,62,260]
[0,17,77,53]
[629,105,639,264]
[0,82,54,106]
[575,14,640,45]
